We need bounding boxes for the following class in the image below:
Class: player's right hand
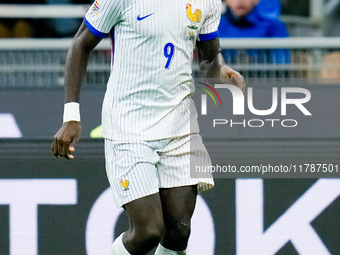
[51,121,81,159]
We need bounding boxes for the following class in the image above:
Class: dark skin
[51,23,101,159]
[51,21,245,254]
[122,186,197,254]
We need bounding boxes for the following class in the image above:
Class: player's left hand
[220,65,246,94]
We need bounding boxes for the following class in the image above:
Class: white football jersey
[85,0,221,140]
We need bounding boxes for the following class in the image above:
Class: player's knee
[144,225,164,244]
[132,221,164,245]
[167,221,191,241]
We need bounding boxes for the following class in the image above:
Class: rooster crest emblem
[120,177,129,191]
[186,3,202,29]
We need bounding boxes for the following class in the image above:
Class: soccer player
[51,0,245,254]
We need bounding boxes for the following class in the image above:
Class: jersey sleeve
[84,0,123,38]
[198,0,221,41]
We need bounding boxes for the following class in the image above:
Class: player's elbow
[200,60,220,79]
[199,60,212,76]
[70,37,92,56]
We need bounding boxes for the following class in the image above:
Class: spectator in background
[0,0,43,38]
[256,0,281,19]
[218,0,290,65]
[0,19,32,38]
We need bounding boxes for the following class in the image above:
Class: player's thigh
[159,185,197,225]
[122,194,164,254]
[124,193,164,232]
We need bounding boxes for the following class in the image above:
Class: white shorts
[104,133,214,207]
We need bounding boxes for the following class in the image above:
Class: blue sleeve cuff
[199,31,219,41]
[84,18,108,38]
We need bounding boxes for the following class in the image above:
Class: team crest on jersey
[186,2,202,29]
[91,0,100,15]
[120,176,129,191]
[185,1,201,41]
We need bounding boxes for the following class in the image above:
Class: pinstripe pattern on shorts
[105,133,214,207]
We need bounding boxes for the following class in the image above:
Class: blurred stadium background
[0,1,340,255]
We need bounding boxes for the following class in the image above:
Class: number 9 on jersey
[164,43,175,69]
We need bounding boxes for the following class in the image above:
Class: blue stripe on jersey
[199,31,219,41]
[110,28,115,67]
[84,18,108,38]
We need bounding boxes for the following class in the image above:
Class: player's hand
[220,65,246,94]
[51,121,81,159]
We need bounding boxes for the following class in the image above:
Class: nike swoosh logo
[137,13,154,21]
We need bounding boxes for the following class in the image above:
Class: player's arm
[196,37,246,94]
[51,22,102,159]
